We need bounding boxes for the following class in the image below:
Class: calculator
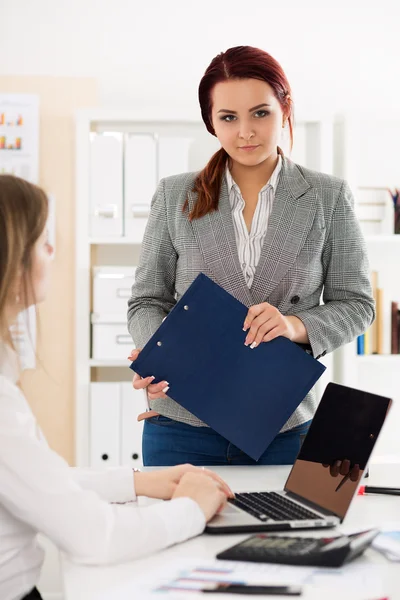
[216,529,379,567]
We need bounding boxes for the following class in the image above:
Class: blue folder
[130,273,326,461]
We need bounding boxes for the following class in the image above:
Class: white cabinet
[89,382,147,468]
[121,383,147,468]
[90,383,121,467]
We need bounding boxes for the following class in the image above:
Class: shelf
[356,354,400,363]
[89,237,142,245]
[365,234,400,243]
[89,234,400,245]
[89,359,130,367]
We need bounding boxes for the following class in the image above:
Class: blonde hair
[0,175,48,339]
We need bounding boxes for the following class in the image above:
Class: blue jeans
[142,417,311,466]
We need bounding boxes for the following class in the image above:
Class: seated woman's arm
[0,383,206,565]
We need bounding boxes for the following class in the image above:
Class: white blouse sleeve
[0,382,205,565]
[70,466,137,504]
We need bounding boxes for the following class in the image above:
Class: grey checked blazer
[127,156,375,431]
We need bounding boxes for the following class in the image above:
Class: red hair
[186,46,293,220]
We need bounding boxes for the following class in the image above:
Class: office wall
[1,0,398,115]
[0,76,98,464]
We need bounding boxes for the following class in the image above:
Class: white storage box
[93,266,136,316]
[91,314,133,360]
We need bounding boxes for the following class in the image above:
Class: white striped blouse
[225,155,282,288]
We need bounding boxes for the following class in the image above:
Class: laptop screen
[284,382,391,519]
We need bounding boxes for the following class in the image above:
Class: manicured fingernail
[250,342,257,349]
[162,386,169,393]
[148,376,155,381]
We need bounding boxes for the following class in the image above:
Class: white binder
[124,133,157,239]
[158,136,192,180]
[90,382,121,467]
[120,383,147,468]
[89,132,123,237]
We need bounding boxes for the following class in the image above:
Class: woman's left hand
[243,303,300,348]
[134,464,235,500]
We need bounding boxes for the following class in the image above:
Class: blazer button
[290,295,300,304]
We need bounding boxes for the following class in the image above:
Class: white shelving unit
[75,110,222,467]
[333,112,400,458]
[75,110,336,468]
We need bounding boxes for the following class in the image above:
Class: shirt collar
[225,154,282,195]
[0,341,20,384]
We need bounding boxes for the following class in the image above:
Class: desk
[61,465,400,600]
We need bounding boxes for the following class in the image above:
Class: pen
[358,485,400,496]
[335,471,351,492]
[202,584,302,595]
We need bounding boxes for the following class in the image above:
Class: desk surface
[62,464,400,600]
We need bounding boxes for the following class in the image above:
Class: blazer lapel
[250,157,317,305]
[187,179,253,307]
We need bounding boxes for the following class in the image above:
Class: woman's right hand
[128,348,170,400]
[171,471,228,522]
[322,459,360,482]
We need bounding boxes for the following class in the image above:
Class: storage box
[91,314,133,360]
[93,266,136,316]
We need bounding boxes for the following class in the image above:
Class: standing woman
[128,46,374,467]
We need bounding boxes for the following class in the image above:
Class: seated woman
[0,174,233,600]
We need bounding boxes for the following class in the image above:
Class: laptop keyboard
[229,492,321,522]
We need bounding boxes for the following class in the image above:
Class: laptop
[206,382,392,534]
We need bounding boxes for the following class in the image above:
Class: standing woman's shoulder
[290,160,353,209]
[155,171,200,216]
[161,171,199,198]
